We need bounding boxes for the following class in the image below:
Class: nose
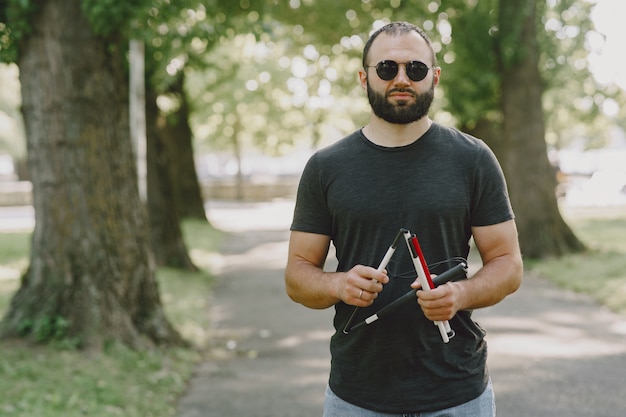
[394,63,411,85]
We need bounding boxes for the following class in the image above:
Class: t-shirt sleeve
[290,154,333,236]
[470,143,515,227]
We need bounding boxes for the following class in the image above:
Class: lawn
[528,206,626,314]
[0,220,222,417]
[0,207,624,416]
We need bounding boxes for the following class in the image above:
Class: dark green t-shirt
[290,123,514,413]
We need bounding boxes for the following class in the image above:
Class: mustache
[387,88,417,97]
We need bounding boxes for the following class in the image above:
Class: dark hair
[362,21,437,68]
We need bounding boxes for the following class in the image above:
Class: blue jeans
[323,379,495,417]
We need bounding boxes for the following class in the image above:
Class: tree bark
[0,0,185,349]
[498,0,585,258]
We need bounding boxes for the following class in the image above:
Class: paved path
[175,200,626,417]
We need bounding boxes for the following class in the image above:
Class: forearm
[458,219,523,311]
[456,253,523,311]
[285,258,341,309]
[285,231,389,310]
[419,252,522,322]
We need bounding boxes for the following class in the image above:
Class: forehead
[367,32,431,64]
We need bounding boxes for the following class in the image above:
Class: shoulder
[430,123,490,152]
[315,130,364,158]
[305,129,368,172]
[428,124,501,169]
[299,130,362,178]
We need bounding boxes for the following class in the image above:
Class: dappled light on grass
[530,212,626,315]
[531,250,626,315]
[157,265,215,349]
[0,340,198,417]
[188,248,224,273]
[0,231,29,313]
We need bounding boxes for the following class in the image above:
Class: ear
[358,68,368,90]
[432,66,441,87]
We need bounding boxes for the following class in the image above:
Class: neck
[362,116,433,147]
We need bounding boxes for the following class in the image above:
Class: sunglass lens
[376,61,398,81]
[375,61,430,81]
[406,61,429,81]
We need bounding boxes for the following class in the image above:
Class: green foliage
[0,0,37,63]
[3,0,624,167]
[538,0,607,149]
[440,0,501,128]
[186,0,452,155]
[140,0,273,94]
[430,0,618,150]
[1,0,152,63]
[17,315,80,348]
[81,0,151,37]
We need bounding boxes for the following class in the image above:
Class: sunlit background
[0,0,625,208]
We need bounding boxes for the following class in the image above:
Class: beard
[367,79,435,125]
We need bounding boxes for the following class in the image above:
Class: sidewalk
[175,199,626,417]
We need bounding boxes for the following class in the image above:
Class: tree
[440,0,588,257]
[157,74,207,219]
[497,0,585,257]
[146,81,198,270]
[141,1,209,220]
[0,0,185,349]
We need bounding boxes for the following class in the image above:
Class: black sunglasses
[366,60,433,82]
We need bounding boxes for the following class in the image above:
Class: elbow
[285,279,301,305]
[284,269,313,307]
[508,255,524,295]
[284,269,301,303]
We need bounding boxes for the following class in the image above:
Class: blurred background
[1,0,624,209]
[1,2,625,416]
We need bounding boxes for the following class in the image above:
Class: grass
[0,219,223,417]
[0,207,624,416]
[0,341,198,416]
[527,207,626,314]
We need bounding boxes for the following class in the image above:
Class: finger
[363,266,389,284]
[410,280,422,289]
[350,287,367,305]
[363,280,385,294]
[417,285,448,300]
[353,287,379,306]
[350,266,387,286]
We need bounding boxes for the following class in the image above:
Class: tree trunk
[146,84,198,271]
[160,74,207,220]
[0,0,185,349]
[498,0,585,258]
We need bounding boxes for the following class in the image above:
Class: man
[285,21,523,416]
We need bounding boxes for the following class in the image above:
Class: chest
[325,151,473,228]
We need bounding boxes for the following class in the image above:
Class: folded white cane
[403,230,455,343]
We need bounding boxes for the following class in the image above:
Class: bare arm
[285,231,389,310]
[414,219,523,321]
